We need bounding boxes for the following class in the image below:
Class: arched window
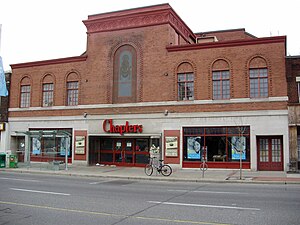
[177,62,194,101]
[113,45,137,103]
[212,60,230,100]
[249,57,268,98]
[20,76,31,108]
[66,72,79,106]
[42,74,54,107]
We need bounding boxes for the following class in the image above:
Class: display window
[183,126,250,163]
[29,128,72,162]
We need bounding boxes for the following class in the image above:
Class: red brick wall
[9,17,287,118]
[286,57,300,103]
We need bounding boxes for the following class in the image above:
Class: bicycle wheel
[161,165,172,176]
[200,162,208,171]
[145,164,153,176]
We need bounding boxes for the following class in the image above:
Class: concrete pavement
[1,162,300,184]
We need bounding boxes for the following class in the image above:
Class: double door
[114,139,134,165]
[257,136,283,171]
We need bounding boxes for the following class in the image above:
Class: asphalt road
[0,171,299,225]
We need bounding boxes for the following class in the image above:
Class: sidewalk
[1,163,300,184]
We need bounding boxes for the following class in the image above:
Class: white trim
[8,109,288,122]
[8,96,289,112]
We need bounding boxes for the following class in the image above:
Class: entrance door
[114,139,134,165]
[257,136,283,171]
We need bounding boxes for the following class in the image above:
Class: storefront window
[29,129,72,161]
[183,126,250,162]
[136,139,149,152]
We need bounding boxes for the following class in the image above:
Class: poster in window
[187,137,201,159]
[75,136,85,155]
[231,136,246,160]
[165,137,178,157]
[60,137,70,156]
[32,138,41,155]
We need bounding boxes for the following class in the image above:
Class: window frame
[212,70,230,100]
[177,72,194,101]
[42,83,54,107]
[249,68,268,98]
[67,81,79,106]
[20,85,31,108]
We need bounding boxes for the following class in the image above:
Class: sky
[0,0,299,71]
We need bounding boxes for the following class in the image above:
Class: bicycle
[145,156,172,176]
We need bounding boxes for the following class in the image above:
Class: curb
[2,168,300,185]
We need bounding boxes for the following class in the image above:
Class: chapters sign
[103,119,143,135]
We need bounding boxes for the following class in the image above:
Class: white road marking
[10,188,70,196]
[148,201,260,211]
[0,177,40,182]
[167,189,247,195]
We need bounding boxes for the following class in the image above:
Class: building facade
[286,56,300,171]
[0,72,11,155]
[9,4,289,171]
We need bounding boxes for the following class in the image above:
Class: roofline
[195,28,257,38]
[167,36,286,52]
[286,55,300,59]
[10,55,88,69]
[87,3,170,20]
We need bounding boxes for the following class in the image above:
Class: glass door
[114,139,134,165]
[257,136,283,171]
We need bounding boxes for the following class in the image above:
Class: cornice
[83,4,195,43]
[11,56,88,69]
[167,36,286,52]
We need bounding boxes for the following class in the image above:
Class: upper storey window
[212,59,230,100]
[177,62,194,101]
[42,83,54,107]
[249,57,268,98]
[113,45,137,103]
[20,76,31,108]
[178,73,194,100]
[213,71,230,99]
[66,72,79,106]
[42,74,54,107]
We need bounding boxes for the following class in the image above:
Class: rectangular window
[183,126,250,162]
[250,68,268,98]
[297,82,300,103]
[213,70,230,99]
[178,73,194,100]
[42,83,54,107]
[20,85,31,108]
[67,81,78,106]
[259,139,269,162]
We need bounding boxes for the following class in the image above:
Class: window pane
[43,83,54,107]
[20,85,31,108]
[178,73,194,100]
[67,81,78,106]
[260,139,269,162]
[212,71,221,80]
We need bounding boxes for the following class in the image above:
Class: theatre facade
[8,4,289,171]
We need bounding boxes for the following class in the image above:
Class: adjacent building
[8,4,289,171]
[286,56,300,171]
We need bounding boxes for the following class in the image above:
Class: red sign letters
[103,119,143,135]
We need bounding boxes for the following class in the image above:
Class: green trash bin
[9,155,18,168]
[0,153,6,168]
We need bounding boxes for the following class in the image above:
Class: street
[0,171,299,225]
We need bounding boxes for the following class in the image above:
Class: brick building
[286,56,300,171]
[9,4,288,171]
[0,72,11,156]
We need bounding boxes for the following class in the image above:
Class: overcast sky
[0,0,299,71]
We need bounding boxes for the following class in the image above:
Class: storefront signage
[103,119,143,135]
[75,136,85,155]
[165,136,178,157]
